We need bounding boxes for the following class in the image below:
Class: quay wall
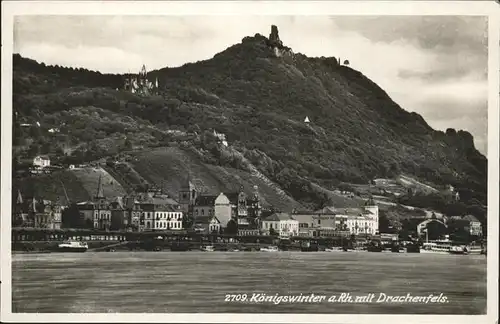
[11,228,356,252]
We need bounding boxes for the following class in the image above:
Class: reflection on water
[12,252,486,314]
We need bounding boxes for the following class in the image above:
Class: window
[202,209,205,216]
[318,219,321,225]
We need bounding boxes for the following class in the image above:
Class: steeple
[16,190,23,204]
[95,174,105,199]
[140,64,147,77]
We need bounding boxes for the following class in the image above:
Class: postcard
[1,1,498,323]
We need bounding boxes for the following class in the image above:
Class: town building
[110,197,127,230]
[137,192,182,231]
[193,215,221,234]
[12,190,29,227]
[75,201,97,228]
[292,206,337,237]
[261,213,299,238]
[179,177,262,231]
[447,215,483,237]
[291,199,379,237]
[33,155,50,168]
[178,176,198,216]
[214,193,232,227]
[193,195,216,218]
[463,215,483,236]
[122,196,142,231]
[92,175,112,230]
[13,191,61,229]
[417,219,448,240]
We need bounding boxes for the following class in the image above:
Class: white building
[214,193,232,227]
[33,155,50,168]
[154,206,183,230]
[334,202,379,235]
[261,213,299,237]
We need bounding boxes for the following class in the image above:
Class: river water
[12,252,486,314]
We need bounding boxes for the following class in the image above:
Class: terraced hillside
[128,146,304,211]
[15,167,127,204]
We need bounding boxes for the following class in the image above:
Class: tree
[62,203,84,228]
[182,215,194,229]
[225,219,238,235]
[269,227,277,236]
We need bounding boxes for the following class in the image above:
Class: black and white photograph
[1,1,498,323]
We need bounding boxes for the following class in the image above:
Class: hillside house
[33,155,50,168]
[213,130,228,147]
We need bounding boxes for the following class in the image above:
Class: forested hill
[12,26,487,216]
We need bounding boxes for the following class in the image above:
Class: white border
[1,1,499,323]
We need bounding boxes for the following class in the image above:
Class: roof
[194,215,220,225]
[263,212,296,222]
[291,214,315,223]
[335,208,364,216]
[418,219,447,227]
[462,215,481,223]
[34,155,50,160]
[77,201,95,206]
[314,206,336,214]
[139,195,179,206]
[110,197,124,210]
[225,192,245,204]
[195,195,217,206]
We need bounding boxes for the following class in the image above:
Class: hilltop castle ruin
[123,64,159,96]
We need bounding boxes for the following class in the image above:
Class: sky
[13,15,489,155]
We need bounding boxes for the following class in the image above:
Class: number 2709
[225,294,248,302]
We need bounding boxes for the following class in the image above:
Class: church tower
[178,174,197,215]
[94,174,106,205]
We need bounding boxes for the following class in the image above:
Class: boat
[366,241,384,252]
[325,247,342,252]
[405,242,420,253]
[300,241,319,252]
[57,240,88,253]
[421,239,452,254]
[449,245,469,255]
[201,245,215,252]
[260,246,279,252]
